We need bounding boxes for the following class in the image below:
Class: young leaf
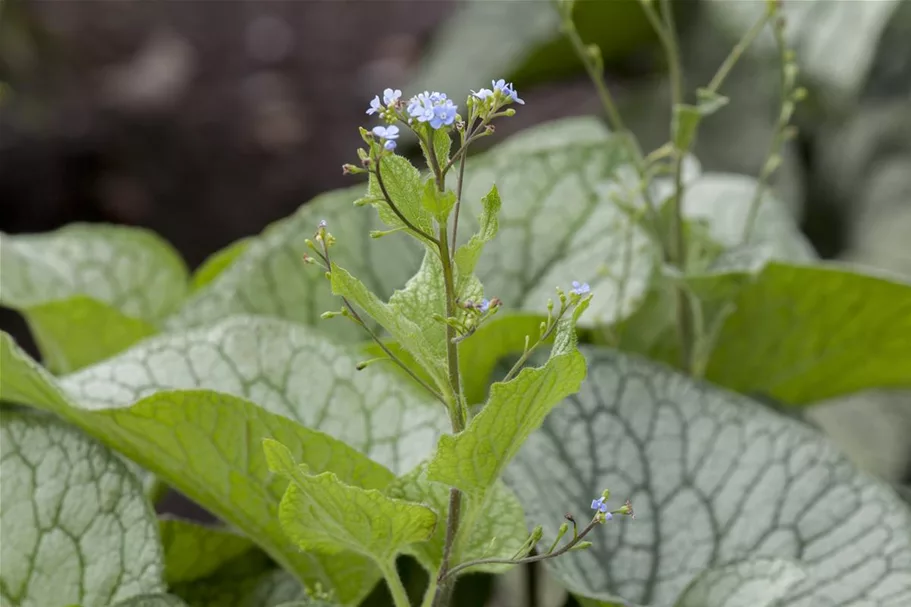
[0,411,165,607]
[0,323,440,605]
[426,301,588,500]
[386,463,528,574]
[264,439,437,562]
[674,559,807,607]
[454,184,501,290]
[159,518,255,585]
[355,155,435,237]
[0,224,188,372]
[507,348,911,606]
[330,262,450,390]
[420,178,457,222]
[169,186,421,343]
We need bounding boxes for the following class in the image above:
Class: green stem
[706,10,772,94]
[441,517,601,581]
[431,189,467,607]
[375,158,439,247]
[450,130,469,258]
[420,574,439,607]
[381,560,412,607]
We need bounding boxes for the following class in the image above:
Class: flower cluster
[570,281,591,296]
[406,91,458,130]
[366,88,402,121]
[472,79,525,106]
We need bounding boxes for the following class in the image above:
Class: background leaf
[110,595,189,607]
[507,348,911,606]
[159,518,256,585]
[0,410,165,607]
[704,0,902,108]
[0,224,188,372]
[168,187,421,343]
[674,559,807,607]
[704,263,911,403]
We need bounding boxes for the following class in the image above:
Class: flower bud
[570,541,592,551]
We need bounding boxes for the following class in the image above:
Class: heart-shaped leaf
[507,348,911,605]
[0,224,188,372]
[674,559,807,607]
[1,411,165,607]
[0,317,448,604]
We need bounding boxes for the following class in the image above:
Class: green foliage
[507,348,911,606]
[0,224,188,372]
[0,411,165,607]
[674,559,807,607]
[159,518,255,585]
[264,439,437,562]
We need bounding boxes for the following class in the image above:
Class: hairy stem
[441,517,601,580]
[432,182,467,607]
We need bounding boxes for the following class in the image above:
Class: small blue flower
[603,512,614,521]
[383,88,402,105]
[318,220,328,229]
[366,95,382,115]
[591,497,608,513]
[571,281,591,296]
[372,125,399,151]
[407,91,458,130]
[472,87,494,101]
[491,79,525,105]
[478,299,491,314]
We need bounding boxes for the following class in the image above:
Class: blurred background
[1,0,909,603]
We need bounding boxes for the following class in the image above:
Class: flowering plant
[1,1,910,607]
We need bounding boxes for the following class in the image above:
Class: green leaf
[170,548,307,607]
[0,224,188,372]
[386,463,528,574]
[507,348,911,606]
[110,596,188,607]
[454,184,501,290]
[190,237,251,292]
[356,155,435,237]
[427,301,588,500]
[704,262,911,403]
[330,261,449,390]
[159,518,255,585]
[0,317,447,604]
[674,559,807,607]
[420,178,457,222]
[0,410,165,607]
[264,439,437,563]
[169,186,421,343]
[420,128,453,182]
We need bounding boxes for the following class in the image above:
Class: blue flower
[478,299,491,314]
[366,95,382,115]
[372,125,399,150]
[383,88,402,105]
[489,79,525,105]
[407,91,458,130]
[571,281,591,296]
[472,87,494,101]
[591,497,608,513]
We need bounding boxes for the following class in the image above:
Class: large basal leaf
[386,463,528,574]
[0,224,188,372]
[110,595,189,607]
[674,559,807,607]
[705,0,902,108]
[168,187,421,343]
[264,440,436,565]
[705,262,911,404]
[507,348,911,606]
[0,317,448,604]
[0,410,165,607]
[159,518,255,585]
[460,117,653,327]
